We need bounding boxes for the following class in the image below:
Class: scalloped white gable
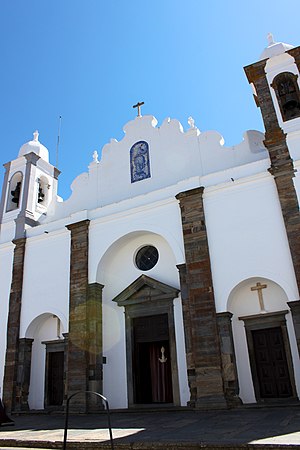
[49,115,268,220]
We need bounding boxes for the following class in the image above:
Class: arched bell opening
[6,171,23,211]
[272,72,300,122]
[36,175,49,206]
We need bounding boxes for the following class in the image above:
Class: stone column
[177,263,197,405]
[14,338,34,411]
[2,238,26,412]
[87,282,104,411]
[176,187,227,409]
[288,301,300,357]
[62,333,69,406]
[216,312,241,407]
[66,220,90,412]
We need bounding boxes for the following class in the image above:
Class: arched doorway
[25,313,66,410]
[228,277,298,403]
[95,230,188,409]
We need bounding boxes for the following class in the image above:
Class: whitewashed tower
[0,131,59,238]
[1,131,60,412]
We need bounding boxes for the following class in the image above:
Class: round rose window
[135,245,159,271]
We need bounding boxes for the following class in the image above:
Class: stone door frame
[113,275,181,408]
[239,310,298,403]
[42,338,67,410]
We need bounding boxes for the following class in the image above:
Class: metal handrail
[63,390,114,450]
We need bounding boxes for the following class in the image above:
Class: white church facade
[1,36,300,412]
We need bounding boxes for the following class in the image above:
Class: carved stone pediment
[112,275,179,307]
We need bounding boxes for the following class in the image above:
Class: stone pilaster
[287,301,300,357]
[66,220,90,412]
[216,312,241,407]
[2,238,26,412]
[177,263,196,405]
[176,187,227,409]
[87,282,104,411]
[14,338,33,411]
[62,333,69,406]
[244,59,300,298]
[244,60,280,133]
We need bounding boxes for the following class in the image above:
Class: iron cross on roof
[133,101,144,117]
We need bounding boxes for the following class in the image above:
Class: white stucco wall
[20,230,70,337]
[204,173,299,311]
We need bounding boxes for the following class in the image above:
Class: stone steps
[1,441,300,450]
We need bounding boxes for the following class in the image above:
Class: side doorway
[241,312,297,403]
[43,340,66,409]
[252,327,293,399]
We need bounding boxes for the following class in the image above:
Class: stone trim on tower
[176,187,227,409]
[244,54,300,297]
[2,238,26,412]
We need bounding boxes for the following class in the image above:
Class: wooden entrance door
[252,327,293,398]
[133,314,173,404]
[47,351,64,406]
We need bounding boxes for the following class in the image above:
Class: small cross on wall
[133,101,144,117]
[250,282,267,313]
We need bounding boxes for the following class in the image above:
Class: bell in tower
[272,72,300,121]
[11,181,21,206]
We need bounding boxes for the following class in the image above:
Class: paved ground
[1,406,300,448]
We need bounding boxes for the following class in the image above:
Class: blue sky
[0,0,299,199]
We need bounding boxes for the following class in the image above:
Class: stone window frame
[239,310,298,403]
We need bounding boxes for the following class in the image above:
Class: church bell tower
[244,33,300,172]
[244,35,300,343]
[0,131,60,239]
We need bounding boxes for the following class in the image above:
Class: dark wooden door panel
[47,351,64,406]
[133,314,173,404]
[252,327,292,399]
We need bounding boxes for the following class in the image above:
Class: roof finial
[33,130,39,142]
[267,32,275,46]
[92,150,99,163]
[188,116,195,129]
